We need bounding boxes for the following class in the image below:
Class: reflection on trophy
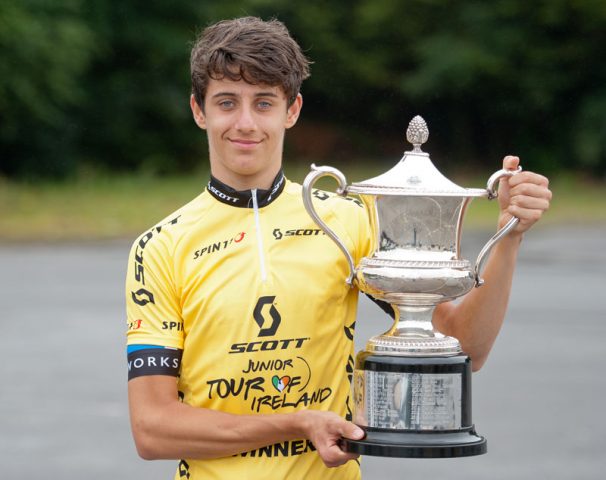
[302,116,520,458]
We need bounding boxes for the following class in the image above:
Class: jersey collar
[207,170,286,208]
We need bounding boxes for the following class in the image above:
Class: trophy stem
[389,304,437,338]
[367,303,461,356]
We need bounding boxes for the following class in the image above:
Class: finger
[337,451,360,463]
[507,205,545,225]
[339,422,365,441]
[508,183,553,201]
[508,171,550,188]
[509,195,551,211]
[323,445,360,467]
[331,442,360,460]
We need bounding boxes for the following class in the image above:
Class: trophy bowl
[302,115,520,457]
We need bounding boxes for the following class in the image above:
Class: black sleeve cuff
[127,348,182,380]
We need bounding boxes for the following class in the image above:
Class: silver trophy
[302,116,520,458]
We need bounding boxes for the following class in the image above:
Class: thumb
[498,155,519,210]
[502,155,519,171]
[341,422,365,440]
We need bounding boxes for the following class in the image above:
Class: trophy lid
[348,116,487,197]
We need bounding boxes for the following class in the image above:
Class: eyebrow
[211,91,280,99]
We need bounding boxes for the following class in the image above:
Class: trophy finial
[406,115,429,153]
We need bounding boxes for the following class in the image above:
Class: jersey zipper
[251,189,268,282]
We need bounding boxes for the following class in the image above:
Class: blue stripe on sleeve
[127,344,165,354]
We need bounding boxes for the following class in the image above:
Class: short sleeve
[125,228,184,350]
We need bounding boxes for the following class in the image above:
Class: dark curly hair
[190,17,311,109]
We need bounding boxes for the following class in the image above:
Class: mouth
[229,138,262,149]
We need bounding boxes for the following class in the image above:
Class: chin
[231,164,264,177]
[231,159,274,176]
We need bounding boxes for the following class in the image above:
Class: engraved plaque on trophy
[302,116,521,457]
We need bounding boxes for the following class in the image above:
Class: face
[190,78,302,190]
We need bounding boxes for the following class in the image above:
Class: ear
[190,94,206,129]
[285,94,303,129]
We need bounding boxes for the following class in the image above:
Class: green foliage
[1,0,606,179]
[0,0,96,178]
[284,0,606,174]
[76,1,207,174]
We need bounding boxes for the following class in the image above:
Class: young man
[125,17,551,480]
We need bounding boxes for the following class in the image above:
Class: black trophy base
[343,427,487,458]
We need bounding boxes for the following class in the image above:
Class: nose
[234,105,257,132]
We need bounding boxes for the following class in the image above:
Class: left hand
[497,156,552,235]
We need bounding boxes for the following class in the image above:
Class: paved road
[0,226,604,479]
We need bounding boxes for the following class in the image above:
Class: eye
[218,100,235,109]
[257,100,272,110]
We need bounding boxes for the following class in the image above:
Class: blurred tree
[391,0,606,174]
[78,0,204,175]
[1,0,605,178]
[77,0,274,175]
[280,0,606,174]
[0,0,96,178]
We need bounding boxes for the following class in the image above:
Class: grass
[0,165,604,242]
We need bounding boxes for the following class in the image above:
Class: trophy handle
[302,164,356,286]
[474,166,522,286]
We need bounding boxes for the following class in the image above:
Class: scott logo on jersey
[272,227,324,240]
[130,215,179,308]
[229,296,309,354]
[253,295,281,336]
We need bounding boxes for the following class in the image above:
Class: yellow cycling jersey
[125,172,371,480]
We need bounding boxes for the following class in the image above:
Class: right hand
[296,410,364,467]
